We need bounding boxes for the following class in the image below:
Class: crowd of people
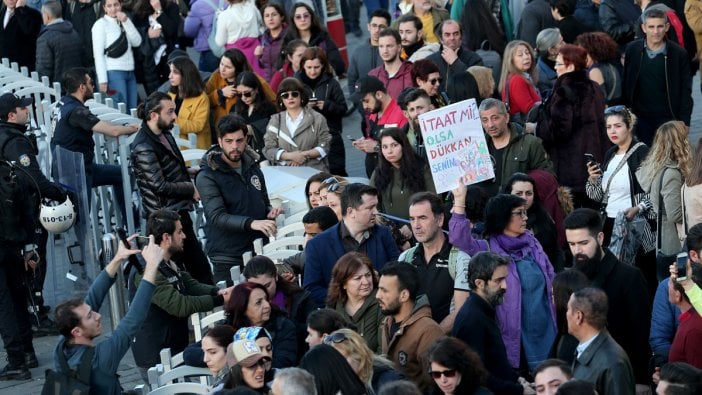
[2,0,702,392]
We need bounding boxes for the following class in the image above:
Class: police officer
[0,92,67,380]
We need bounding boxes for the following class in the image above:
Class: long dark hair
[504,172,551,230]
[243,255,304,298]
[299,344,367,395]
[374,127,425,196]
[221,49,254,81]
[232,71,277,114]
[427,336,488,395]
[134,0,166,18]
[169,57,204,98]
[224,282,273,329]
[459,0,506,54]
[288,2,324,38]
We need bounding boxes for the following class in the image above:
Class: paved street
[3,18,702,394]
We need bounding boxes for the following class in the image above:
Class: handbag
[599,142,645,220]
[104,21,129,58]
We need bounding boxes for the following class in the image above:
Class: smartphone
[135,235,150,249]
[309,97,318,102]
[676,252,689,281]
[584,153,596,165]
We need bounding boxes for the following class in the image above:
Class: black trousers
[172,211,213,285]
[0,245,34,365]
[328,132,347,176]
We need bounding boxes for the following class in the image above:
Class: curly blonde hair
[498,40,538,94]
[640,121,691,181]
[327,329,374,385]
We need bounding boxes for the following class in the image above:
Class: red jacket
[368,62,414,99]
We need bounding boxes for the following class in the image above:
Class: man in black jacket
[0,0,42,71]
[564,208,651,390]
[622,7,692,145]
[452,252,533,395]
[567,287,635,394]
[130,91,213,285]
[195,114,282,285]
[426,20,482,94]
[35,0,84,83]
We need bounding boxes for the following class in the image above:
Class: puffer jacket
[195,145,271,259]
[380,295,444,391]
[295,71,347,133]
[259,25,288,81]
[599,0,641,46]
[35,20,85,83]
[130,123,194,218]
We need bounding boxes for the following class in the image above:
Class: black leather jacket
[130,123,194,218]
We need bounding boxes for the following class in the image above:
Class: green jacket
[331,295,382,353]
[370,165,436,220]
[482,122,553,195]
[132,262,222,367]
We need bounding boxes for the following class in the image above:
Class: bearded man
[194,114,282,284]
[564,208,651,388]
[131,91,213,285]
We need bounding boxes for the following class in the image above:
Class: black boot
[0,363,31,381]
[24,352,38,369]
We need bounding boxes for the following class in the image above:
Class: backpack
[475,40,502,86]
[401,245,460,280]
[205,0,226,58]
[41,346,95,395]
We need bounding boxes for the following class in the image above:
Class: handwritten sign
[418,99,494,194]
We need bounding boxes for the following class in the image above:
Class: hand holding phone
[676,252,689,282]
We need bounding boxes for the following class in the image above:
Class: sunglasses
[327,182,347,193]
[604,105,627,115]
[236,90,254,98]
[322,176,342,185]
[322,332,348,345]
[245,358,272,370]
[429,369,457,379]
[429,78,443,85]
[294,13,311,20]
[280,91,300,99]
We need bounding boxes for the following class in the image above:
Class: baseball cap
[349,76,386,102]
[226,340,271,368]
[0,93,33,119]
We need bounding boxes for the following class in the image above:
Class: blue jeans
[107,69,138,111]
[198,50,220,73]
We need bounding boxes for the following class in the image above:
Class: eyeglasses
[236,90,254,98]
[429,369,457,379]
[604,105,627,115]
[323,332,348,345]
[429,78,443,85]
[554,62,565,67]
[294,13,311,20]
[280,91,300,99]
[511,209,528,218]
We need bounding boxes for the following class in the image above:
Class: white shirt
[3,8,13,28]
[602,153,631,218]
[576,332,600,359]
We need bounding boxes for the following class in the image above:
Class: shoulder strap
[402,245,418,263]
[448,247,458,280]
[606,64,618,101]
[57,345,95,383]
[602,142,644,206]
[656,168,669,250]
[682,185,689,234]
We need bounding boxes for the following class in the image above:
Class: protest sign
[418,99,494,194]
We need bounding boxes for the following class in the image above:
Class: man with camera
[130,209,233,381]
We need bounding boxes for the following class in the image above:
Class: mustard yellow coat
[168,91,211,149]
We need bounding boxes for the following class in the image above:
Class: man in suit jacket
[568,287,635,394]
[0,0,42,71]
[304,183,400,307]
